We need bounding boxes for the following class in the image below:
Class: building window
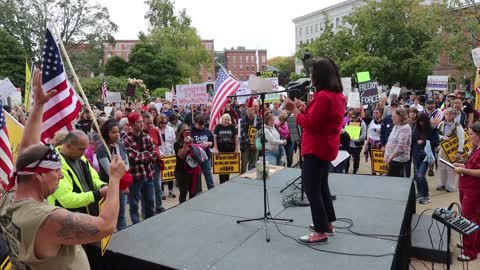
[306,26,309,34]
[239,56,243,63]
[240,65,243,70]
[336,18,340,27]
[310,38,313,43]
[310,25,313,34]
[251,65,254,71]
[299,27,302,37]
[262,66,266,71]
[246,66,249,71]
[233,56,236,63]
[246,56,249,63]
[251,56,254,62]
[315,24,318,32]
[299,41,303,45]
[261,56,266,63]
[320,22,324,31]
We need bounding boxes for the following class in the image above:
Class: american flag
[41,26,82,141]
[171,85,176,103]
[209,68,241,130]
[0,100,13,187]
[102,79,108,102]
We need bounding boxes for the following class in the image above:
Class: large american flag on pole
[41,26,82,141]
[0,100,13,187]
[209,68,241,130]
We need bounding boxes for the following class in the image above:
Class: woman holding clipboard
[452,121,480,262]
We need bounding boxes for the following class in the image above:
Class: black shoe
[156,207,165,214]
[331,195,337,201]
[168,191,176,198]
[436,185,446,191]
[428,169,434,176]
[162,195,166,200]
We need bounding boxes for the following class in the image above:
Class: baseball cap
[390,100,399,106]
[425,98,435,104]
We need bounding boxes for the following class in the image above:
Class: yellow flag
[24,62,31,112]
[4,111,24,162]
[475,67,480,111]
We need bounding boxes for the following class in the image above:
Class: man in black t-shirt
[213,114,239,183]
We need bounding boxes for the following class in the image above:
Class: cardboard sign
[371,149,388,174]
[248,126,257,146]
[347,92,361,108]
[212,152,240,174]
[472,48,480,68]
[358,80,379,105]
[426,76,449,91]
[176,84,209,106]
[341,77,352,96]
[345,125,361,140]
[106,91,122,103]
[0,256,11,270]
[440,129,472,163]
[161,156,177,182]
[4,110,24,163]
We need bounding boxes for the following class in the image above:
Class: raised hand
[32,69,57,105]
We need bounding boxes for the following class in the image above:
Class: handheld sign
[371,149,388,174]
[212,153,240,174]
[357,71,371,83]
[440,129,472,163]
[358,80,379,105]
[161,156,177,182]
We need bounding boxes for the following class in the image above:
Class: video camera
[286,79,311,101]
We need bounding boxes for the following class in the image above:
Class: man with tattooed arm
[0,70,126,270]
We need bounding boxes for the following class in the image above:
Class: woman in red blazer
[285,57,346,244]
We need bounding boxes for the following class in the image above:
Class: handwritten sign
[371,149,388,174]
[440,129,472,163]
[358,80,379,105]
[176,84,209,106]
[426,75,449,91]
[106,91,122,103]
[341,77,352,96]
[161,156,177,182]
[347,92,361,108]
[248,126,257,146]
[213,153,240,174]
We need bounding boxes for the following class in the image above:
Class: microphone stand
[231,91,293,242]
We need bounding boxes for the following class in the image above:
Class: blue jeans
[129,179,155,224]
[413,157,430,197]
[153,164,164,211]
[265,149,282,166]
[197,159,215,192]
[117,192,127,230]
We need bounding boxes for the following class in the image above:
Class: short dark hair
[195,114,205,125]
[470,121,480,135]
[310,57,343,93]
[100,119,120,144]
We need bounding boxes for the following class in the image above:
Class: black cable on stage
[411,258,431,270]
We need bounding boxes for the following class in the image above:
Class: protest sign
[104,106,113,116]
[0,78,17,104]
[426,76,449,91]
[345,125,361,140]
[236,82,251,105]
[357,71,371,83]
[176,84,209,106]
[358,80,379,105]
[165,91,173,102]
[347,92,361,108]
[4,110,23,162]
[161,156,177,182]
[212,153,240,174]
[440,129,473,163]
[472,48,480,68]
[341,77,352,96]
[106,91,122,103]
[371,149,388,174]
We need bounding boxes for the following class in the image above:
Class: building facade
[103,39,216,82]
[224,47,267,81]
[292,0,363,74]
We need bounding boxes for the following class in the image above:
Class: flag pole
[51,24,112,160]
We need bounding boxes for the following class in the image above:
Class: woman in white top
[364,108,382,173]
[264,112,286,166]
[157,114,177,199]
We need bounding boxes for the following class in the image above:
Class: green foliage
[268,56,296,86]
[0,30,25,87]
[301,0,447,89]
[145,0,212,82]
[152,87,169,98]
[105,56,128,77]
[126,42,181,90]
[79,76,128,102]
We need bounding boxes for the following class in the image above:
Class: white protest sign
[248,75,272,93]
[165,91,173,102]
[347,92,361,108]
[11,88,22,104]
[236,82,251,105]
[389,86,401,103]
[472,48,480,68]
[0,78,17,104]
[341,77,352,96]
[176,84,209,106]
[426,76,449,91]
[104,106,113,116]
[106,91,122,103]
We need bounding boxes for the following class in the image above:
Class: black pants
[162,181,174,191]
[303,154,336,233]
[387,161,407,177]
[346,147,362,174]
[219,174,230,184]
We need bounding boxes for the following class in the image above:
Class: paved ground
[126,153,480,270]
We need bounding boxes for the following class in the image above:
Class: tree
[152,87,169,98]
[126,42,182,90]
[301,0,447,89]
[0,0,117,74]
[268,56,296,86]
[0,30,25,87]
[79,75,128,102]
[105,56,128,77]
[145,0,211,82]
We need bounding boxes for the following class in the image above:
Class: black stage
[87,168,416,270]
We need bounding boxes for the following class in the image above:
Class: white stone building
[292,0,364,74]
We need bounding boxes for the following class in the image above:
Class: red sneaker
[299,232,328,244]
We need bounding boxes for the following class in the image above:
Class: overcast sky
[99,0,345,58]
